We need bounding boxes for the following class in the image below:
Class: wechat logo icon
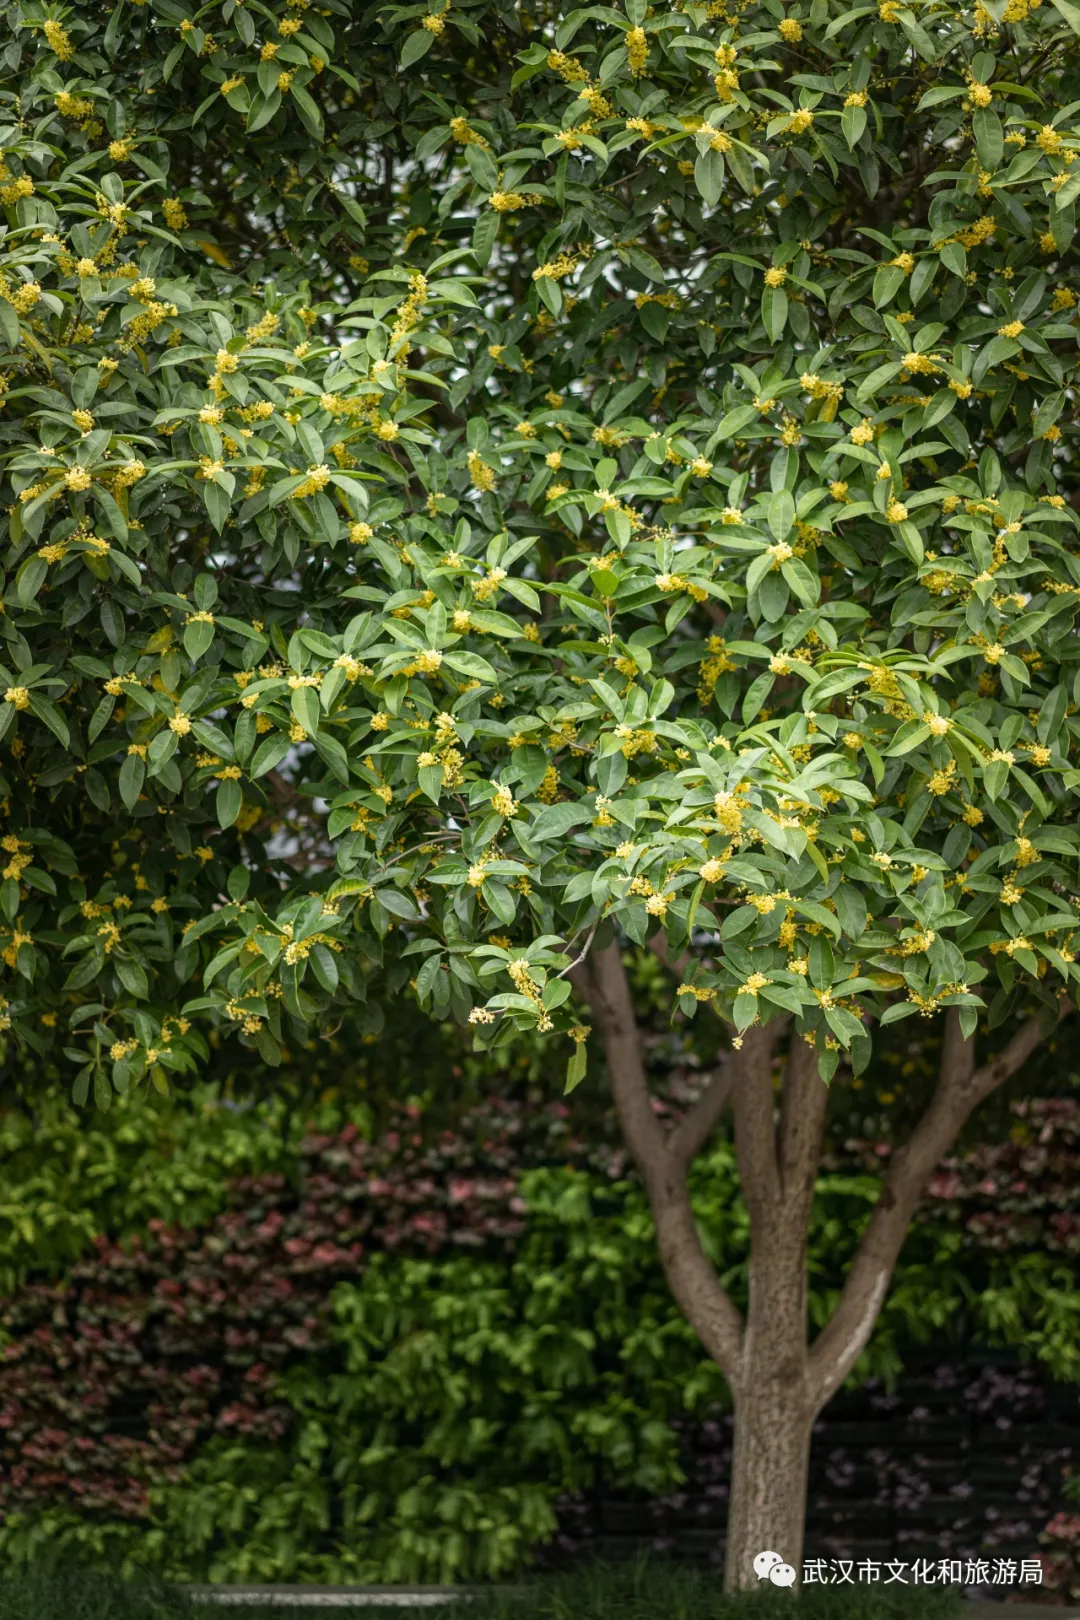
[754,1550,797,1587]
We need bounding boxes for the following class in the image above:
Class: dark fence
[548,1347,1078,1586]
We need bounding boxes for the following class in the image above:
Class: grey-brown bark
[571,942,1068,1590]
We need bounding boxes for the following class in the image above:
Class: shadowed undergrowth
[0,1560,966,1619]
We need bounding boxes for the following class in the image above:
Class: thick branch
[647,928,692,985]
[939,1002,976,1090]
[730,1021,785,1217]
[571,943,744,1378]
[808,1001,1070,1409]
[667,1060,734,1170]
[569,947,666,1170]
[778,1034,830,1219]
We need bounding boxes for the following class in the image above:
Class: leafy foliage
[0,1090,713,1582]
[3,0,1080,1093]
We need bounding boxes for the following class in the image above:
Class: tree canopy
[2,0,1080,1106]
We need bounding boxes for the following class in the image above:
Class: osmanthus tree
[3,0,1080,1587]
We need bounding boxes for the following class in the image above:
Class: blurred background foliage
[2,965,1079,1585]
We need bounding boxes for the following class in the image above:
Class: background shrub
[2,1070,1078,1587]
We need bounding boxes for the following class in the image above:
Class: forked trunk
[573,950,1061,1598]
[723,1377,813,1591]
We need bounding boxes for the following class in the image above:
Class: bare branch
[557,914,602,980]
[808,999,1071,1409]
[668,1059,734,1170]
[968,1001,1067,1099]
[647,928,692,984]
[572,942,744,1377]
[569,948,665,1166]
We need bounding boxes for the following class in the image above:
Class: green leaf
[202,481,230,532]
[247,89,282,133]
[741,672,775,725]
[472,208,499,269]
[119,753,145,812]
[972,107,1003,171]
[419,762,444,802]
[973,334,1019,385]
[28,696,70,748]
[939,241,967,277]
[1051,201,1075,251]
[984,758,1010,801]
[443,651,498,683]
[761,285,788,341]
[183,619,216,660]
[565,1040,587,1094]
[291,686,321,737]
[291,84,324,141]
[217,778,243,828]
[530,802,592,842]
[16,555,47,608]
[694,147,725,207]
[115,957,149,998]
[1050,0,1080,32]
[400,27,435,67]
[841,103,866,150]
[898,10,937,60]
[250,733,292,778]
[767,488,795,540]
[872,264,906,309]
[0,300,20,350]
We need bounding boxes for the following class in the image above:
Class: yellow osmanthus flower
[43,18,74,57]
[626,26,649,74]
[459,445,497,494]
[450,116,489,148]
[738,972,771,997]
[547,50,587,82]
[489,189,537,213]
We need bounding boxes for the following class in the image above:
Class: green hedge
[1,1083,1076,1583]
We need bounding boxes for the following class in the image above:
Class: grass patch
[468,1562,964,1619]
[0,1565,194,1620]
[0,1560,965,1620]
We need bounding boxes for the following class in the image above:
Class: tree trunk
[571,945,1069,1596]
[722,1217,816,1591]
[724,1376,813,1591]
[721,1030,822,1590]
